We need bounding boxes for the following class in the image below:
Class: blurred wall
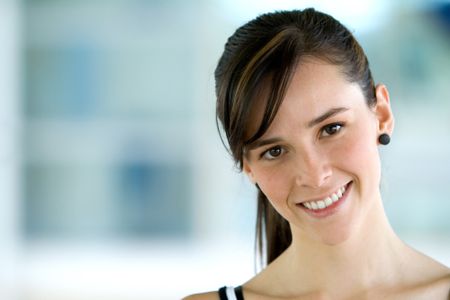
[0,0,21,299]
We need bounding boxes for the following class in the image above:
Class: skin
[184,59,450,300]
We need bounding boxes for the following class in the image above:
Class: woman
[185,8,450,299]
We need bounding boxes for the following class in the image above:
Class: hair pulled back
[214,8,376,267]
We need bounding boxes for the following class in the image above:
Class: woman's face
[243,58,393,245]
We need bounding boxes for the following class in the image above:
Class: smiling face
[243,58,394,245]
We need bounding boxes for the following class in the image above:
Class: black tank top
[218,286,244,300]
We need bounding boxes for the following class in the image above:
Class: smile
[297,181,353,217]
[301,184,347,210]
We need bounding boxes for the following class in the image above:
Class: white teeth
[317,200,325,209]
[302,183,348,210]
[331,193,339,202]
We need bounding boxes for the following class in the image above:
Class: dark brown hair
[214,8,376,267]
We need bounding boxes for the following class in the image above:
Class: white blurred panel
[0,1,21,299]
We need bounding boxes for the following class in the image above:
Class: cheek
[253,165,292,207]
[335,122,381,183]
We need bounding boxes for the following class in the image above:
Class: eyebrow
[307,107,349,128]
[245,137,283,152]
[244,107,349,152]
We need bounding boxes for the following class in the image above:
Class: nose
[294,149,332,188]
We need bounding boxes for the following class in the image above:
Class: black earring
[378,133,390,145]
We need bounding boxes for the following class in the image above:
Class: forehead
[246,58,364,138]
[283,58,359,112]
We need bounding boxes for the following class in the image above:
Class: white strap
[225,286,238,300]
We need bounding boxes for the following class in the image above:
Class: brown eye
[269,147,282,157]
[261,146,284,160]
[321,123,343,137]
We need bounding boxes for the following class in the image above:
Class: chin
[311,219,354,246]
[320,230,352,246]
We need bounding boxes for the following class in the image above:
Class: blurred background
[0,0,449,299]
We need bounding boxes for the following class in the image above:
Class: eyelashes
[260,145,284,160]
[320,122,344,137]
[258,122,345,161]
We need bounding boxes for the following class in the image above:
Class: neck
[279,196,409,296]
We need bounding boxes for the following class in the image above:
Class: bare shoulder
[426,270,450,295]
[403,254,450,299]
[401,271,450,300]
[182,291,218,300]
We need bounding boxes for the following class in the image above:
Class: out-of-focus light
[216,0,391,34]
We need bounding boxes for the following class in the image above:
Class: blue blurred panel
[434,2,450,33]
[24,161,192,240]
[25,44,100,118]
[22,1,198,243]
[115,161,192,237]
[24,1,197,120]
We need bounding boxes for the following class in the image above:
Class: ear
[374,84,395,138]
[242,158,257,185]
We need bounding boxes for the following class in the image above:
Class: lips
[301,183,347,210]
[296,181,353,217]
